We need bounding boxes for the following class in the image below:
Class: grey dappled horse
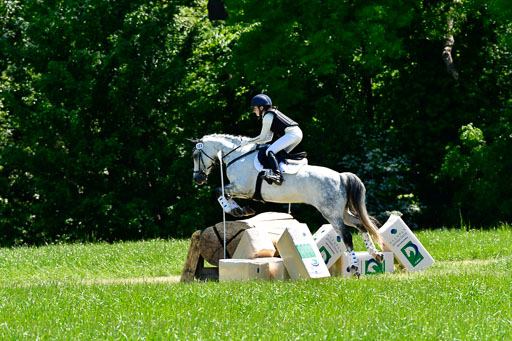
[189,134,384,275]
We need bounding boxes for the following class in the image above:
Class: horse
[188,133,384,275]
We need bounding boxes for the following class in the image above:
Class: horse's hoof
[375,253,384,263]
[242,206,256,216]
[349,265,360,278]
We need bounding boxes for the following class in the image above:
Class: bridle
[192,139,260,178]
[192,141,218,178]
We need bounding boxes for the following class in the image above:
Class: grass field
[1,226,511,340]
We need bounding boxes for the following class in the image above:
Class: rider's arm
[245,113,274,144]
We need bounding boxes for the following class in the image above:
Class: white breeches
[266,126,303,155]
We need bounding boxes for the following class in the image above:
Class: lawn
[0,226,511,340]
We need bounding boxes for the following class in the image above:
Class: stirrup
[264,170,282,185]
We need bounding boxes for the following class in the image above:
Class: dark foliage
[0,0,510,245]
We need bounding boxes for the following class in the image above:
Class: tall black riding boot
[265,151,283,185]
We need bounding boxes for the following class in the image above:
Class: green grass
[0,239,189,286]
[1,227,511,340]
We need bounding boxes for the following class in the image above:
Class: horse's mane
[203,133,249,144]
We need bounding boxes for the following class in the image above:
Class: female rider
[241,94,303,185]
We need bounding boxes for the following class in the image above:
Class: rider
[241,94,303,185]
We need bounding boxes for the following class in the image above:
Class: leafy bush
[338,129,420,227]
[441,118,512,226]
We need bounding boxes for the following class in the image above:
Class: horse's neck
[208,138,236,158]
[211,138,251,166]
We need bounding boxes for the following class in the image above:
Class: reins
[226,145,264,169]
[222,144,242,160]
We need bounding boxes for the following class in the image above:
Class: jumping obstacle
[180,212,301,282]
[180,230,219,282]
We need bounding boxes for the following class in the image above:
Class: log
[199,221,250,266]
[181,230,221,282]
[180,230,202,282]
[199,212,303,266]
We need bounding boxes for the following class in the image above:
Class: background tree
[223,0,511,227]
[0,0,510,246]
[0,0,240,244]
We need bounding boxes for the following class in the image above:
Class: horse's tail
[341,172,383,249]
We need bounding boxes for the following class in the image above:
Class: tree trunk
[442,5,460,80]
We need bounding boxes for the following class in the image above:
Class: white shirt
[246,113,274,144]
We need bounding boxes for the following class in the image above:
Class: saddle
[253,146,308,202]
[256,147,307,170]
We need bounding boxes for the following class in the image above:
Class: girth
[253,171,266,203]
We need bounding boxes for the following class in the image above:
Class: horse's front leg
[215,184,255,218]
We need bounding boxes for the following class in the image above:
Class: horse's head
[187,137,219,185]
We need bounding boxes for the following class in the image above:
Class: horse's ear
[186,138,199,144]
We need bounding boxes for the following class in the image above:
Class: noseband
[193,141,218,177]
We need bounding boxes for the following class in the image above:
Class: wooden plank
[180,230,202,282]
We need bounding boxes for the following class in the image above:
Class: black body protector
[263,109,299,185]
[265,109,299,137]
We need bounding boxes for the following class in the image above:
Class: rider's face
[253,106,263,116]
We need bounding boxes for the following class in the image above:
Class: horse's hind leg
[343,211,384,263]
[328,218,360,277]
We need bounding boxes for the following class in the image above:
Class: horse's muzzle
[193,173,207,185]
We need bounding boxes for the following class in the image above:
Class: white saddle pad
[253,154,308,175]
